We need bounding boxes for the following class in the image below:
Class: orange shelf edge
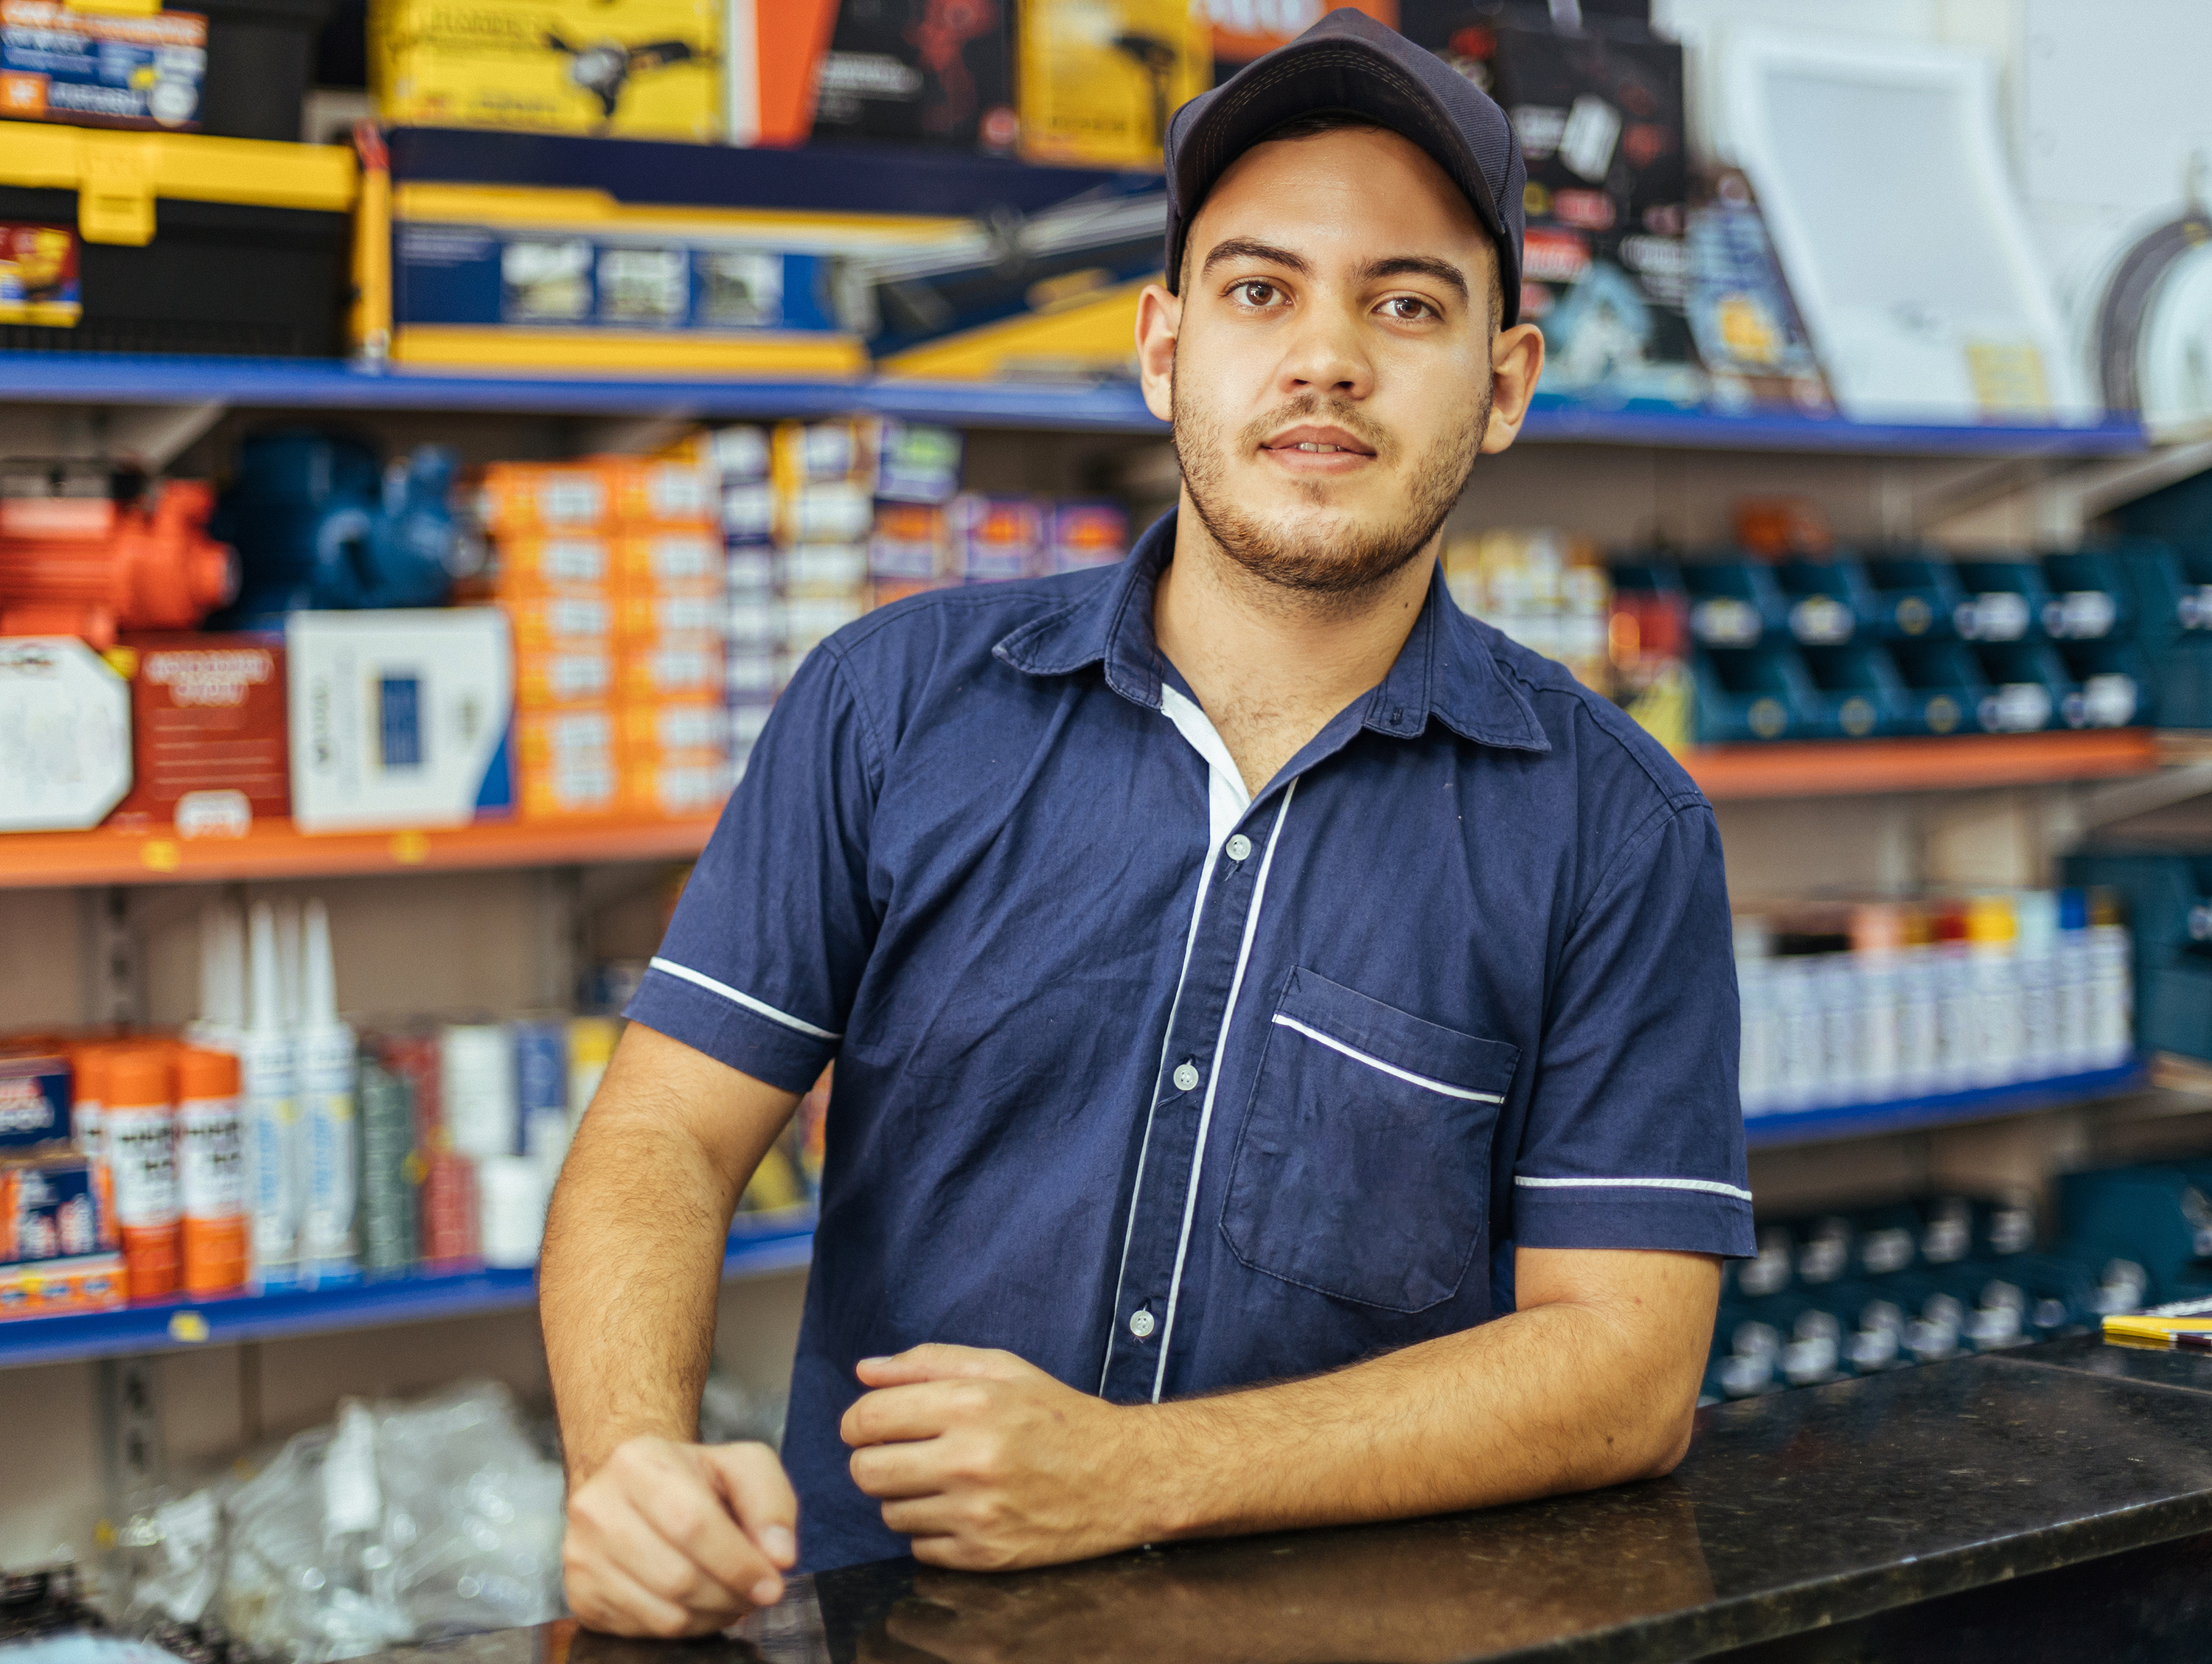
[0,815,720,888]
[1684,728,2163,801]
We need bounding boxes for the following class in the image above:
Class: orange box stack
[479,459,731,821]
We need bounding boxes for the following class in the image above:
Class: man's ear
[1135,282,1180,425]
[1480,322,1545,455]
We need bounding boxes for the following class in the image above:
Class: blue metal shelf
[0,1208,813,1370]
[0,352,2152,454]
[1742,1061,2151,1150]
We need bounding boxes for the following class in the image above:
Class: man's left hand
[841,1345,1162,1571]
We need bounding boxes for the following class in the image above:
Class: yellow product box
[603,459,717,525]
[618,697,730,759]
[505,591,616,650]
[616,588,723,644]
[623,753,732,818]
[770,419,871,492]
[480,463,611,535]
[1017,0,1209,170]
[495,534,611,591]
[0,1251,125,1320]
[515,643,615,709]
[611,527,720,587]
[617,639,720,702]
[521,755,621,820]
[369,0,723,141]
[515,707,616,774]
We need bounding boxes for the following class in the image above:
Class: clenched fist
[562,1435,799,1636]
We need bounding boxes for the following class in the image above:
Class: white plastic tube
[296,898,359,1286]
[240,901,299,1290]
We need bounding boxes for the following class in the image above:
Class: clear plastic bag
[208,1380,564,1664]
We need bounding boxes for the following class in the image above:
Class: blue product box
[512,1018,568,1162]
[1,1154,103,1264]
[0,1,206,131]
[0,1054,69,1152]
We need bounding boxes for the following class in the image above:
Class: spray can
[513,1017,569,1177]
[296,899,358,1286]
[240,901,299,1290]
[177,1048,247,1294]
[107,1047,180,1301]
[357,1048,417,1276]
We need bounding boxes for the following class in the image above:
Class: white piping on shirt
[646,956,841,1040]
[1098,687,1251,1396]
[1151,780,1295,1403]
[1270,1014,1505,1104]
[1514,1174,1754,1202]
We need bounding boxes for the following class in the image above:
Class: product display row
[0,900,824,1323]
[1733,891,2133,1121]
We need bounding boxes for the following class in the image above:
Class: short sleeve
[623,646,880,1092]
[1510,802,1754,1257]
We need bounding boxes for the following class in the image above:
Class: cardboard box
[370,0,721,140]
[0,1250,125,1319]
[0,638,131,832]
[1018,0,1208,170]
[810,0,1017,152]
[0,223,80,327]
[724,0,838,145]
[1,1154,105,1264]
[285,610,515,833]
[1519,225,1703,406]
[0,0,207,131]
[0,1053,70,1155]
[1201,0,1393,88]
[950,495,1043,582]
[108,634,289,836]
[515,644,614,709]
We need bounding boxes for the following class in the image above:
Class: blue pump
[213,431,469,626]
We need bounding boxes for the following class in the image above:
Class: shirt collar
[993,508,1551,755]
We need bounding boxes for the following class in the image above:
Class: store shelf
[0,815,717,889]
[0,1209,813,1370]
[0,352,2153,453]
[1742,1060,2152,1150]
[1686,728,2163,800]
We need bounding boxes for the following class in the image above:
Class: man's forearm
[1137,1267,1710,1542]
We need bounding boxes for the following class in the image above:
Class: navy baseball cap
[1163,8,1527,327]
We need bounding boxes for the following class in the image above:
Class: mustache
[1237,395,1394,461]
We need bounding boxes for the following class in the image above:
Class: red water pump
[0,478,236,647]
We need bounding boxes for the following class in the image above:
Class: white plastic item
[477,1155,549,1268]
[1711,30,2096,426]
[296,899,359,1284]
[440,1023,517,1160]
[0,637,133,830]
[186,900,246,1053]
[285,609,515,833]
[240,902,301,1290]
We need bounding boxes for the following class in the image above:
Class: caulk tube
[240,901,301,1291]
[296,899,359,1286]
[184,899,245,1053]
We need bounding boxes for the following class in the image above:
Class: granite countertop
[375,1340,2212,1664]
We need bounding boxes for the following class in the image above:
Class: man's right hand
[562,1435,800,1637]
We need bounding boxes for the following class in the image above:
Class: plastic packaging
[240,902,300,1291]
[296,900,359,1286]
[439,1024,515,1160]
[476,1155,547,1269]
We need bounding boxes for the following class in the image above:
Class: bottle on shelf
[240,902,301,1292]
[178,1048,247,1295]
[296,900,359,1287]
[107,1047,180,1302]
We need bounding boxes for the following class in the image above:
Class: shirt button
[1172,1062,1200,1093]
[1225,834,1253,862]
[1129,1309,1155,1338]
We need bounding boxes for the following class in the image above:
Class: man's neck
[1152,492,1439,798]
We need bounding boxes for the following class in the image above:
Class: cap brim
[1166,33,1518,325]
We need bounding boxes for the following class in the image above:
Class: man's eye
[1231,280,1282,307]
[1381,296,1435,321]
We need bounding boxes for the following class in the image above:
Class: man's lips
[1259,423,1378,458]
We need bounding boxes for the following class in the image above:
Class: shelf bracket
[2072,761,2212,835]
[96,401,227,473]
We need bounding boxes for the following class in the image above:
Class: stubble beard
[1170,363,1490,608]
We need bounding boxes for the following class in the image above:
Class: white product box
[0,638,132,832]
[287,610,514,833]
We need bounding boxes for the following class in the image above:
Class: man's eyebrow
[1198,238,1312,278]
[1360,255,1470,302]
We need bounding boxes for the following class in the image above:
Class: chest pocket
[1219,967,1520,1314]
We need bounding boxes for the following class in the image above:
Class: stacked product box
[1442,529,1612,696]
[480,459,731,821]
[1733,891,2133,1123]
[0,1045,123,1320]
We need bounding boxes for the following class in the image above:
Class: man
[543,10,1752,1635]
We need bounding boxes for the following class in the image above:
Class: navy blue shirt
[627,509,1753,1573]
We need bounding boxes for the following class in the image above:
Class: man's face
[1162,125,1499,602]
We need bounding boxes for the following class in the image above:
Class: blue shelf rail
[0,1208,814,1370]
[0,352,2152,455]
[1742,1060,2152,1149]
